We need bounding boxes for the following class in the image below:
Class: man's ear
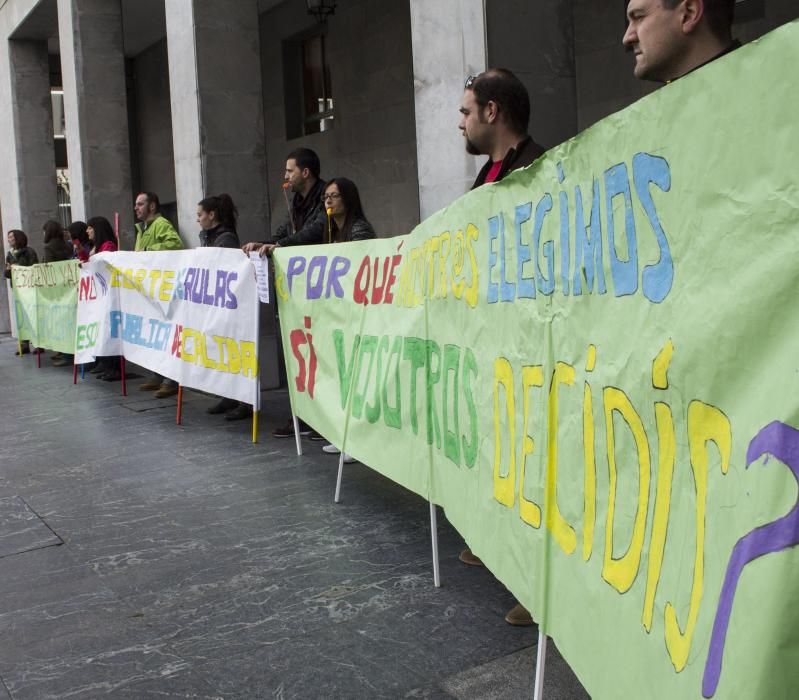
[301,167,311,179]
[681,0,705,34]
[484,99,499,124]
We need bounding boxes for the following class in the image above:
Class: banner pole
[114,212,120,249]
[120,356,127,396]
[429,502,441,588]
[533,630,548,700]
[176,385,183,425]
[36,346,41,368]
[252,408,258,443]
[334,451,344,503]
[292,414,303,456]
[17,339,22,355]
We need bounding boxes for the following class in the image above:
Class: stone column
[165,0,269,246]
[166,0,276,388]
[8,39,58,248]
[57,0,134,235]
[410,0,486,220]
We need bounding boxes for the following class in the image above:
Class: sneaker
[272,418,312,438]
[139,379,161,391]
[14,343,30,356]
[342,453,357,464]
[459,548,484,567]
[309,431,326,441]
[504,602,533,627]
[322,444,340,454]
[154,384,179,398]
[51,357,70,367]
[224,404,253,421]
[207,397,238,415]
[52,352,63,361]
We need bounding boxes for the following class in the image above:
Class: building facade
[1,0,795,345]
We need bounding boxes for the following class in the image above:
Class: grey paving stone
[0,495,62,558]
[0,334,589,699]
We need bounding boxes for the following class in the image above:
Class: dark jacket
[200,224,240,249]
[471,135,546,190]
[44,237,74,263]
[271,179,327,247]
[328,215,377,243]
[4,246,38,281]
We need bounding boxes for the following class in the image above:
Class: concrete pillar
[57,0,134,233]
[165,0,269,246]
[165,0,277,388]
[410,0,486,220]
[8,40,58,249]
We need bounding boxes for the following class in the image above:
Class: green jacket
[134,215,183,251]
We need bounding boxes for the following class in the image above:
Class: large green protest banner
[11,260,80,355]
[274,22,799,700]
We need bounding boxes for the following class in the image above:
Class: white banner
[76,249,260,406]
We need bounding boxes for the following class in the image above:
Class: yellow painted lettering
[519,364,544,528]
[664,400,731,672]
[493,357,515,508]
[546,362,577,555]
[602,386,651,593]
[240,341,258,379]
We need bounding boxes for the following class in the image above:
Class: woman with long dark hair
[320,178,376,244]
[197,193,240,249]
[4,229,38,355]
[198,194,250,419]
[68,221,91,262]
[85,216,120,379]
[42,219,73,262]
[86,216,118,256]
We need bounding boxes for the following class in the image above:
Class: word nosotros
[110,266,238,309]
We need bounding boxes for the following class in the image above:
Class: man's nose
[622,24,636,46]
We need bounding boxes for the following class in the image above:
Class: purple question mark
[702,420,799,697]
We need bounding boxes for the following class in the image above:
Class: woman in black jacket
[4,229,38,355]
[198,194,250,420]
[42,220,73,262]
[197,193,240,249]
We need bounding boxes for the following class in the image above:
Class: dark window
[283,30,334,139]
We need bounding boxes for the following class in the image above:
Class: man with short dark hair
[242,147,326,258]
[133,192,183,251]
[459,68,545,190]
[457,68,545,628]
[133,191,183,398]
[623,0,738,82]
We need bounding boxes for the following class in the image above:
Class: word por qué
[284,253,403,306]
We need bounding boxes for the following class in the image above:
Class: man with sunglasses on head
[242,147,326,258]
[457,68,545,629]
[459,69,545,191]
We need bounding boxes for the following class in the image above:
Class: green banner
[274,22,799,700]
[11,259,80,354]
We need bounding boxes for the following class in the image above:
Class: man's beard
[464,138,481,156]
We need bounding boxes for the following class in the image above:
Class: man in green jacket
[133,192,183,251]
[133,191,183,397]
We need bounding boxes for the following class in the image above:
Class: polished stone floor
[0,334,590,699]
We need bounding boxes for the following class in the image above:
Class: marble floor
[0,335,589,699]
